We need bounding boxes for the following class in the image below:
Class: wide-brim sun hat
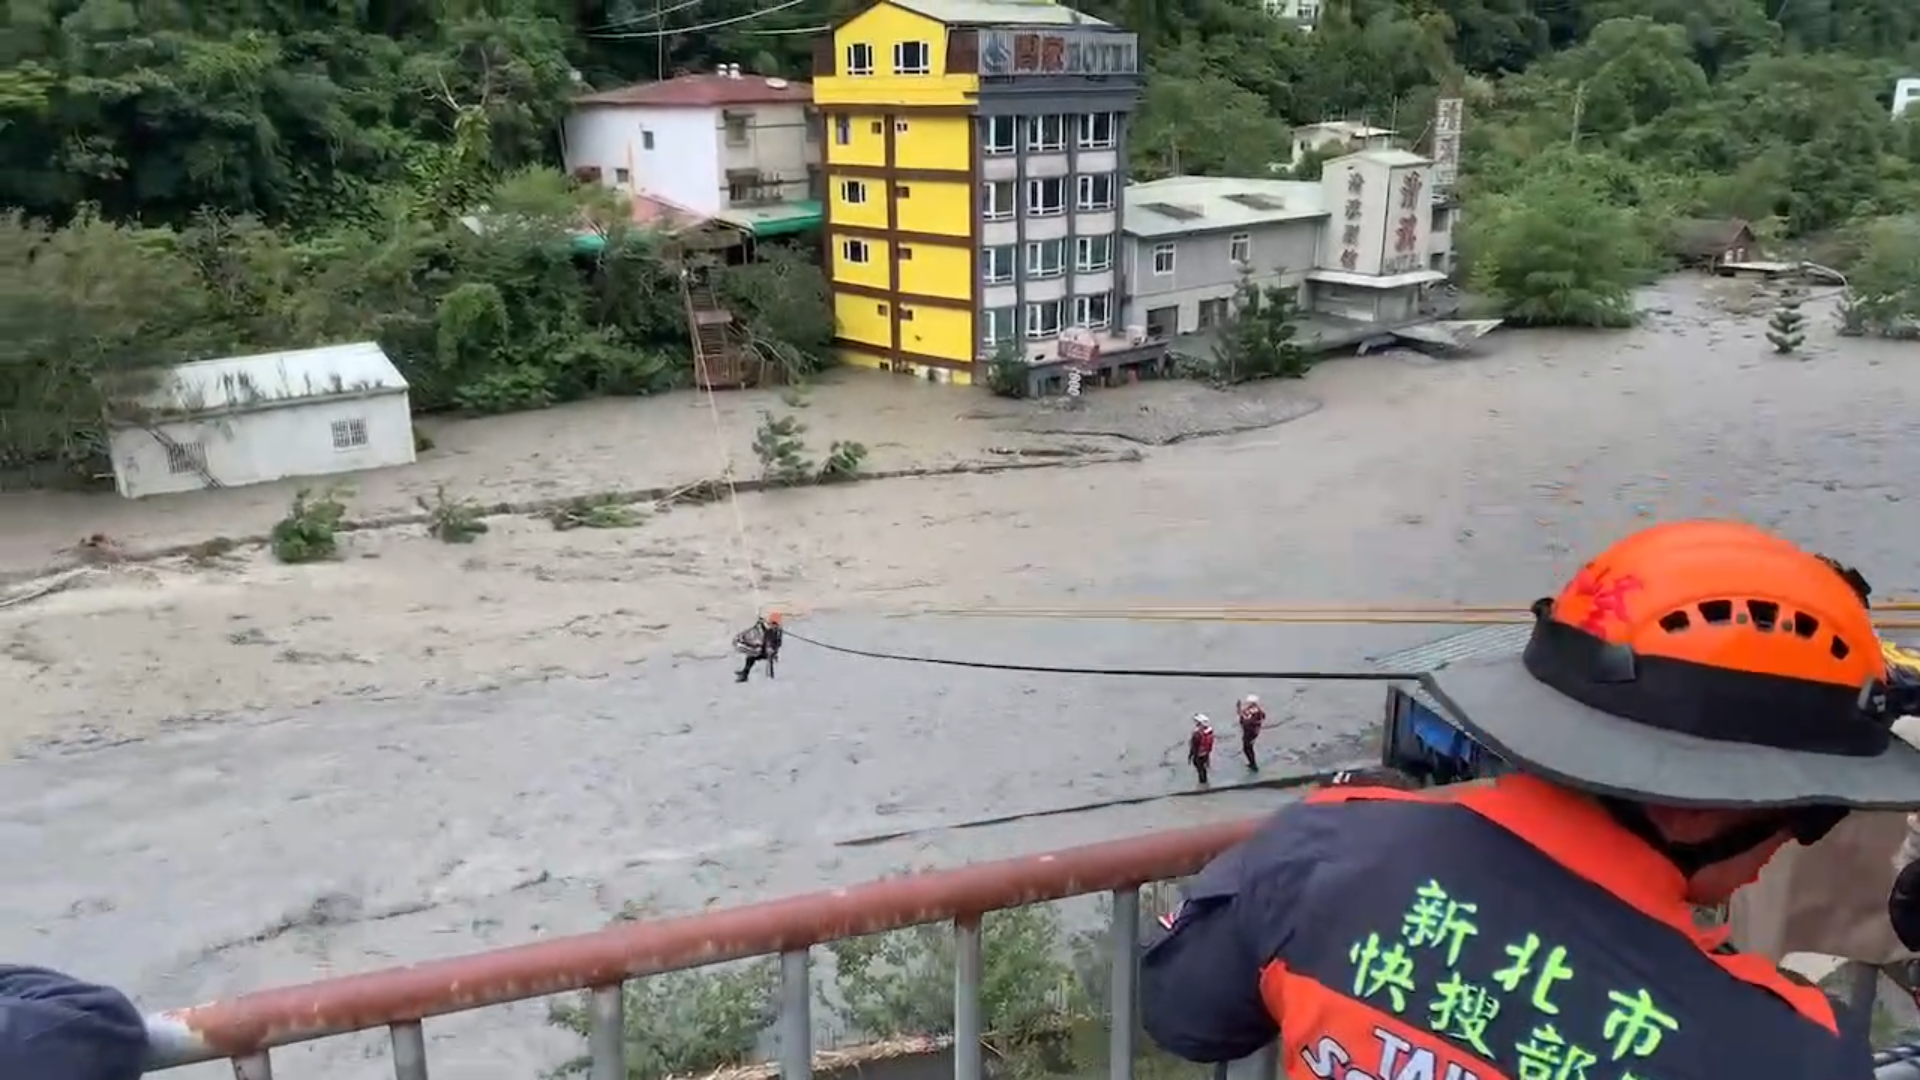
[1423,521,1920,809]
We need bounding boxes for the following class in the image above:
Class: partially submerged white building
[106,342,416,499]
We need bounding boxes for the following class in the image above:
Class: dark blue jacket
[0,965,147,1080]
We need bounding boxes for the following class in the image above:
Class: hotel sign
[979,29,1138,77]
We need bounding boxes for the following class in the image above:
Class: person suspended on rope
[1188,714,1215,786]
[734,611,784,683]
[1141,520,1920,1080]
[1235,693,1266,770]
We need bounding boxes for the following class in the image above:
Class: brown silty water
[2,276,1917,1078]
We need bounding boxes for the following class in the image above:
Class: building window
[983,244,1016,283]
[983,180,1015,220]
[1026,239,1065,278]
[724,113,751,147]
[1198,297,1231,329]
[1025,115,1064,152]
[894,119,909,132]
[331,417,369,451]
[982,306,1018,346]
[900,307,915,320]
[1076,173,1114,211]
[1262,0,1286,13]
[1025,299,1064,338]
[727,171,761,203]
[896,185,911,198]
[1075,235,1112,272]
[870,120,883,134]
[641,131,655,150]
[842,239,872,264]
[840,179,868,204]
[1152,242,1176,275]
[984,116,1016,154]
[1077,113,1115,149]
[835,115,851,144]
[805,109,820,141]
[894,41,931,74]
[846,42,875,75]
[1230,232,1251,264]
[1298,0,1320,19]
[1073,292,1112,329]
[899,246,914,260]
[1027,177,1065,216]
[166,439,207,475]
[615,168,631,184]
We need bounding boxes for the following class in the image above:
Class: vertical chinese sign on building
[1386,170,1424,274]
[1340,168,1364,271]
[1432,97,1463,192]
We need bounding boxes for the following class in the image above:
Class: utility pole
[1569,81,1586,148]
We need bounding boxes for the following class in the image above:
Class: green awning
[717,200,823,237]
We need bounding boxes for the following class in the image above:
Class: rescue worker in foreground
[1188,714,1215,786]
[1237,693,1267,770]
[1142,520,1920,1079]
[0,965,147,1079]
[733,612,784,683]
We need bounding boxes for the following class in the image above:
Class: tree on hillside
[1462,158,1649,327]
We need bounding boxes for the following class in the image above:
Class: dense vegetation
[6,0,1920,479]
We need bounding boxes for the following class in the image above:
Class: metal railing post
[780,949,813,1080]
[232,1052,272,1080]
[954,917,984,1080]
[588,983,626,1080]
[1108,887,1140,1080]
[389,1021,428,1080]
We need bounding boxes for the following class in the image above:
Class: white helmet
[1241,694,1260,706]
[1192,713,1210,727]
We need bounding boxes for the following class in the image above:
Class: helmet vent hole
[1658,611,1691,632]
[1698,599,1734,624]
[1832,637,1852,661]
[1746,600,1780,630]
[1791,613,1819,638]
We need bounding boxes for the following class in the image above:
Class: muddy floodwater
[4,278,1920,1078]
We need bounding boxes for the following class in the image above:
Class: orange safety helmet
[766,611,783,625]
[1426,520,1920,809]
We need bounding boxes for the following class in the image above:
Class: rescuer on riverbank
[1188,714,1215,786]
[1236,693,1266,770]
[1140,520,1920,1079]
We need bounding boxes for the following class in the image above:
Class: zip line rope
[686,277,766,614]
[891,603,1920,630]
[783,628,1424,682]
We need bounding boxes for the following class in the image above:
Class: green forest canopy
[7,0,1920,476]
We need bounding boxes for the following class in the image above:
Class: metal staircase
[681,270,754,390]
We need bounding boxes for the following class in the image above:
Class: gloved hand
[1889,857,1920,951]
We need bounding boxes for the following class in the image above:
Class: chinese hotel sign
[1384,169,1425,275]
[979,29,1139,77]
[1339,168,1364,271]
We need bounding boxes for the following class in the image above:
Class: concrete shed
[106,342,416,499]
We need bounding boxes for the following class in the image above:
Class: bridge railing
[141,817,1269,1080]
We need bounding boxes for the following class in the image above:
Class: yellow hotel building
[811,0,1142,385]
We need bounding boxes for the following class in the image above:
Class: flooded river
[6,278,1920,1077]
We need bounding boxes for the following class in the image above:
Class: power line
[588,0,812,38]
[589,0,704,32]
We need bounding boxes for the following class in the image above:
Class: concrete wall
[565,107,723,215]
[718,102,819,204]
[109,393,415,499]
[1121,219,1318,334]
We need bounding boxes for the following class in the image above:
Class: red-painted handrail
[143,815,1262,1069]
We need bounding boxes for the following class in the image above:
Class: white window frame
[984,116,1017,155]
[840,179,868,204]
[1026,239,1065,279]
[893,41,931,75]
[982,306,1017,346]
[1076,173,1114,211]
[1027,177,1065,217]
[982,180,1015,221]
[1025,299,1064,339]
[1077,113,1115,149]
[983,245,1016,284]
[834,115,851,144]
[1025,115,1064,152]
[331,417,369,451]
[1075,235,1112,272]
[1073,292,1112,329]
[1297,0,1320,19]
[1229,232,1251,265]
[1152,242,1176,275]
[841,239,872,264]
[846,42,875,75]
[615,167,631,184]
